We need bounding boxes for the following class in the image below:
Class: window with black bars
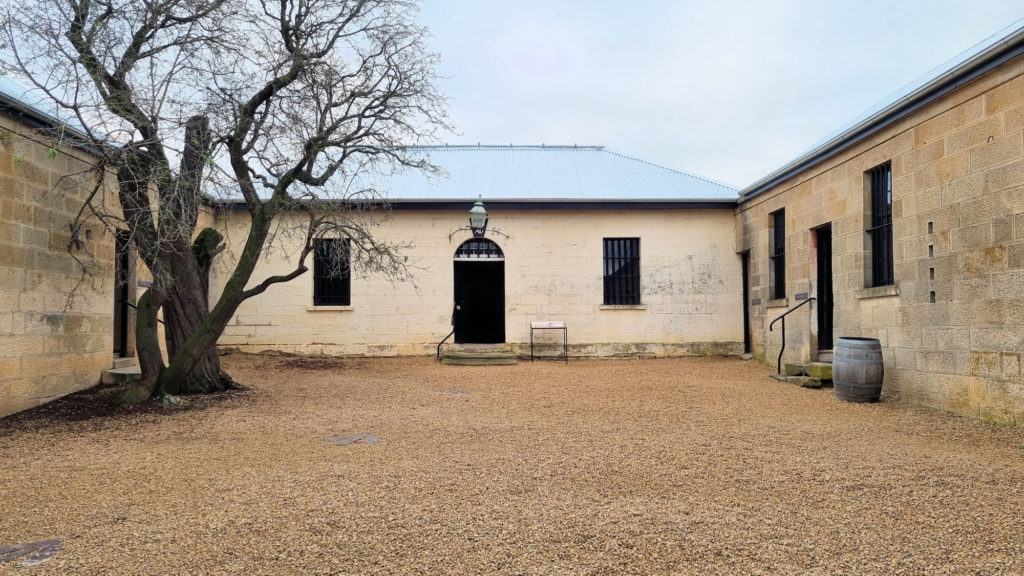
[603,238,641,305]
[867,162,894,287]
[769,209,786,300]
[313,238,351,306]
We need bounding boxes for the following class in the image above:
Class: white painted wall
[212,207,744,357]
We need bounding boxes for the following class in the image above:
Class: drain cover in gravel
[443,389,473,396]
[326,434,381,446]
[0,539,62,566]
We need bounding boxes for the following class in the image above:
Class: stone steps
[441,344,518,366]
[441,354,518,366]
[775,361,832,388]
[101,366,141,385]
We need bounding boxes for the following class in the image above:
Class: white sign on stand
[531,321,566,329]
[530,320,568,363]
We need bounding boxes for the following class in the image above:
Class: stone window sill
[765,298,789,308]
[857,284,899,299]
[599,304,647,310]
[306,305,354,311]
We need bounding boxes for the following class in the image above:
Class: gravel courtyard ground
[2,355,1024,575]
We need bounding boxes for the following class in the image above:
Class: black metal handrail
[119,299,165,325]
[768,297,815,375]
[436,304,457,360]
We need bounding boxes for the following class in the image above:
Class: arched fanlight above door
[454,238,504,261]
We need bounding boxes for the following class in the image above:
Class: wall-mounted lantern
[468,197,488,237]
[449,197,506,241]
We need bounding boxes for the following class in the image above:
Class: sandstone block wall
[737,55,1024,424]
[0,114,116,417]
[213,207,744,357]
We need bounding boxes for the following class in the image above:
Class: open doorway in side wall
[113,230,135,358]
[814,225,834,354]
[740,251,752,354]
[453,238,505,344]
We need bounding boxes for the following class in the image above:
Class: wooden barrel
[833,337,884,403]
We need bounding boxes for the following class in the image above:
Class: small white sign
[531,320,566,329]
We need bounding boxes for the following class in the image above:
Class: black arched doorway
[453,238,505,344]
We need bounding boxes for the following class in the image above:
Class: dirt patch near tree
[0,382,247,428]
[1,356,1023,574]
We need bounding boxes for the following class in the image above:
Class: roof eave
[388,197,738,204]
[0,91,99,155]
[212,197,738,212]
[739,23,1024,202]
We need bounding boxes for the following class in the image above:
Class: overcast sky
[418,1,1024,189]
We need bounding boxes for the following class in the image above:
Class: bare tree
[2,0,448,401]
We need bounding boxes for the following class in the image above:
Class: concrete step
[441,346,518,366]
[442,355,518,366]
[784,362,806,376]
[101,366,141,385]
[112,356,137,369]
[788,375,823,388]
[774,360,831,385]
[804,361,833,380]
[448,343,514,354]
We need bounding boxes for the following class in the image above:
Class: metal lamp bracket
[448,226,508,242]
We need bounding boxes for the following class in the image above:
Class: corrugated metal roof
[0,76,90,141]
[1,77,66,127]
[381,145,737,201]
[0,75,734,202]
[740,17,1024,199]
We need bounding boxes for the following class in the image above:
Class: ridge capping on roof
[739,18,1024,202]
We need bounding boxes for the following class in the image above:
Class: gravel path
[2,355,1024,575]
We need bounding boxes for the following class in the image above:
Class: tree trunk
[160,288,235,395]
[115,288,164,404]
[158,230,236,395]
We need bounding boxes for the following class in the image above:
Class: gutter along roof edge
[0,81,96,153]
[211,197,739,211]
[739,19,1024,202]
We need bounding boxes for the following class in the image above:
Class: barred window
[313,238,351,306]
[603,238,640,305]
[867,162,894,287]
[769,209,786,300]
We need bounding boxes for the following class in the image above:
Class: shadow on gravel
[0,382,249,432]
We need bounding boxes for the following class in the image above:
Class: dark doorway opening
[740,251,751,354]
[453,239,505,344]
[816,225,834,351]
[113,230,131,357]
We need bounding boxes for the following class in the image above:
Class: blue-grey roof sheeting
[0,76,60,123]
[2,77,65,127]
[383,145,738,201]
[740,17,1024,200]
[0,76,90,143]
